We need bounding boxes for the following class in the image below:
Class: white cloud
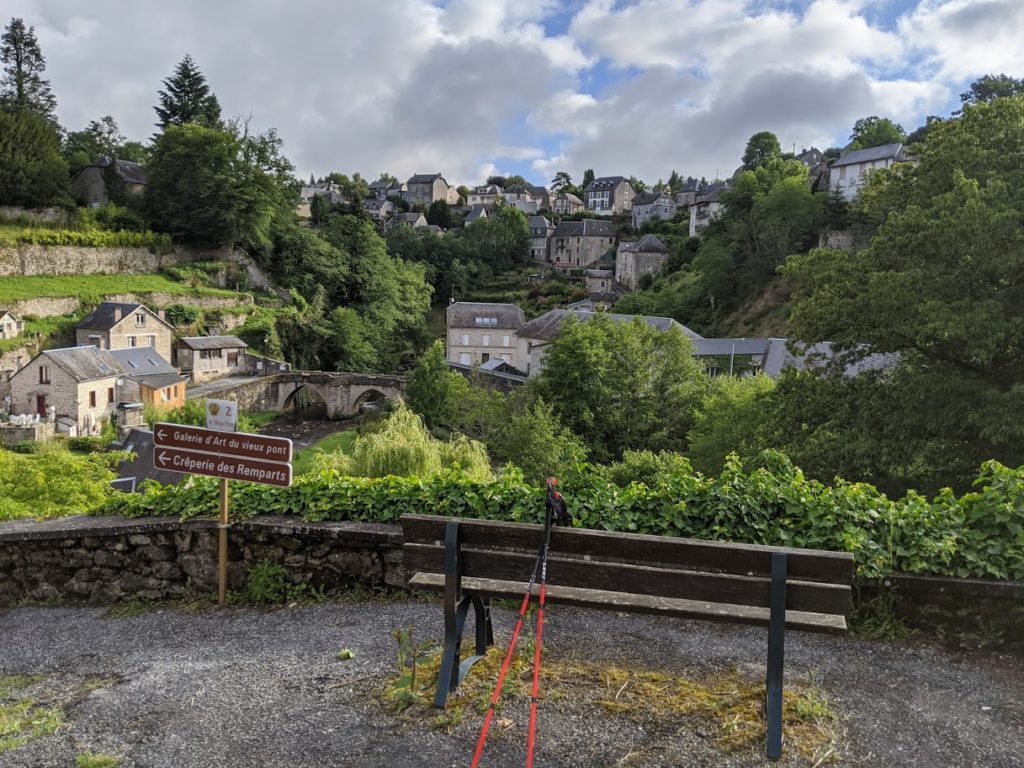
[2,0,1019,188]
[900,0,1024,81]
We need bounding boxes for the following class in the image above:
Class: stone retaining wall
[1,516,1021,649]
[0,245,194,277]
[0,516,403,607]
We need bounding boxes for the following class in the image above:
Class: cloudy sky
[8,0,1024,187]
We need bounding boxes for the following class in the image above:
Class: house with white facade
[466,184,502,208]
[631,191,677,230]
[689,183,728,237]
[829,143,910,200]
[446,302,526,370]
[0,310,23,340]
[583,176,636,215]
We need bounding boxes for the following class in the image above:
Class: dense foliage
[0,108,68,207]
[0,446,124,520]
[780,95,1024,494]
[100,453,1024,582]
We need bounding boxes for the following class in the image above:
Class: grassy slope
[0,274,241,304]
[716,276,792,338]
[292,430,359,475]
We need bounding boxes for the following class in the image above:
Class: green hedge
[0,226,173,253]
[99,452,1024,582]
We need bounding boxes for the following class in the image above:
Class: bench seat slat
[401,515,854,584]
[404,543,851,616]
[407,573,848,636]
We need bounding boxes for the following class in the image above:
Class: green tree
[959,73,1024,108]
[0,108,68,206]
[847,116,905,150]
[687,374,775,475]
[154,54,222,129]
[783,95,1024,493]
[309,193,330,227]
[426,199,453,229]
[0,18,56,119]
[145,123,290,249]
[550,171,572,191]
[667,170,681,193]
[405,340,470,430]
[741,131,782,170]
[532,315,708,461]
[581,168,595,190]
[463,203,529,269]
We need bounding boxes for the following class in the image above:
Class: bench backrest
[401,514,854,618]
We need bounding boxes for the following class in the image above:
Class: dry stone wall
[0,516,405,607]
[0,245,194,277]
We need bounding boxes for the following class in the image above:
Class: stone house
[175,336,249,384]
[795,147,824,168]
[9,346,124,434]
[108,347,187,410]
[526,184,551,211]
[689,183,728,237]
[389,212,429,230]
[552,192,584,215]
[631,191,678,230]
[405,173,459,206]
[0,310,23,340]
[446,301,526,369]
[616,234,671,290]
[584,268,616,295]
[829,143,910,201]
[674,178,702,208]
[364,198,394,225]
[549,219,617,268]
[583,176,636,215]
[528,215,555,260]
[466,184,502,208]
[70,157,147,208]
[76,302,175,364]
[515,309,702,377]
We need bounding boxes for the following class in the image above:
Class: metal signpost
[153,417,293,605]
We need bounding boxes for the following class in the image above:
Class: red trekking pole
[470,478,564,767]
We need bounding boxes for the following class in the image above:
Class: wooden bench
[400,513,854,760]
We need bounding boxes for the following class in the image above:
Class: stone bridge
[221,371,405,419]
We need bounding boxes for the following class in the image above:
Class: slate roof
[528,215,553,230]
[678,178,702,193]
[551,219,616,239]
[585,269,614,278]
[0,309,18,318]
[80,157,147,185]
[178,335,248,351]
[831,143,904,168]
[78,302,171,332]
[525,184,549,200]
[368,179,391,189]
[479,358,527,376]
[620,234,669,254]
[465,205,488,223]
[38,346,122,382]
[691,338,771,357]
[394,212,426,224]
[408,173,445,184]
[446,302,525,329]
[107,347,177,374]
[632,191,672,207]
[516,309,702,342]
[555,192,584,206]
[583,176,626,192]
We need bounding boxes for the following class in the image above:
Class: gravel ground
[0,598,1022,767]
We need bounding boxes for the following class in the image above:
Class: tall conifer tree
[154,54,222,129]
[0,18,57,119]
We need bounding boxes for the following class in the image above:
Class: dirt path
[0,599,1021,767]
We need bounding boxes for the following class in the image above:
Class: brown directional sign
[153,446,293,487]
[154,422,292,463]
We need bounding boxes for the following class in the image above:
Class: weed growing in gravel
[851,590,917,641]
[381,641,842,762]
[389,625,436,711]
[0,675,63,754]
[76,752,122,767]
[241,561,326,605]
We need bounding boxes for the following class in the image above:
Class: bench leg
[433,522,495,708]
[765,552,788,760]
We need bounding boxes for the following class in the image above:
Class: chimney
[113,305,122,322]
